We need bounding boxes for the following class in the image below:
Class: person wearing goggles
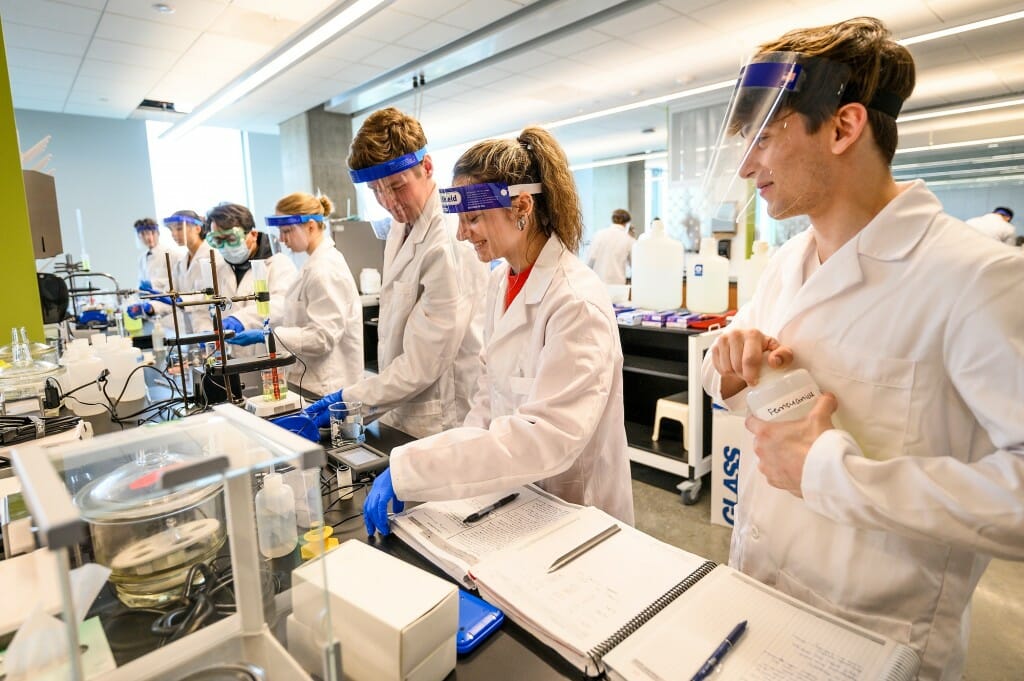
[699,18,1024,681]
[205,202,296,347]
[243,192,362,396]
[304,107,487,439]
[360,126,634,538]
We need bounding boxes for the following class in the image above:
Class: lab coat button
[751,525,761,539]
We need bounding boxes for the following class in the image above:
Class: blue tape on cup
[740,61,803,91]
[439,182,543,214]
[163,215,204,227]
[265,214,325,227]
[349,147,427,184]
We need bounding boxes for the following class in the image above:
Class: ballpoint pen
[547,524,621,573]
[463,492,519,523]
[689,620,747,681]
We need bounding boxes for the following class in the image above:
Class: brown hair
[611,209,631,225]
[453,126,583,253]
[756,17,915,163]
[348,107,427,172]
[133,217,157,230]
[275,192,334,225]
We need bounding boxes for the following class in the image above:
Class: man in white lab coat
[305,107,487,438]
[699,18,1024,681]
[965,206,1015,245]
[585,208,635,284]
[362,126,635,536]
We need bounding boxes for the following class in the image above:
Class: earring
[517,216,526,231]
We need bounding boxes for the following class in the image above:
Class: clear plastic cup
[329,401,364,447]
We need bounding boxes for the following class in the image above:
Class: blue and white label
[694,264,704,277]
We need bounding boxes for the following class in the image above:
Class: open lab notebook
[394,494,919,680]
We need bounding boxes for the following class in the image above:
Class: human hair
[611,209,631,225]
[453,126,583,253]
[275,192,334,226]
[134,217,158,230]
[207,202,255,233]
[348,107,427,171]
[993,206,1014,220]
[755,17,915,163]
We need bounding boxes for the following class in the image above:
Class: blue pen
[689,620,747,681]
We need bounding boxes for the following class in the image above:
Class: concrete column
[627,160,646,235]
[279,105,357,217]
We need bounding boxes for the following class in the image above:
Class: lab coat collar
[385,186,438,277]
[489,236,564,345]
[855,180,936,262]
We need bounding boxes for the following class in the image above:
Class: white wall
[16,109,157,288]
[930,183,1024,239]
[247,131,284,226]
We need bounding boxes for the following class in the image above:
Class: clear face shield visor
[699,52,851,228]
[264,214,324,252]
[349,147,428,227]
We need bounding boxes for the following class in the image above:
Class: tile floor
[629,464,1024,681]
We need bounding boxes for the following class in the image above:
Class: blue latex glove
[363,468,404,537]
[226,329,266,346]
[222,316,245,334]
[304,389,344,429]
[270,413,319,443]
[127,302,153,319]
[139,280,155,293]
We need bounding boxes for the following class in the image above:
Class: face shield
[265,214,323,254]
[349,148,428,226]
[699,52,851,228]
[439,182,543,215]
[135,223,160,249]
[163,214,203,246]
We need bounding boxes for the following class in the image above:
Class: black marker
[463,492,519,523]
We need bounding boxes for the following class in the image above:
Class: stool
[652,392,689,451]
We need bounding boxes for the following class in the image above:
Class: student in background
[965,206,1015,245]
[585,208,635,285]
[700,17,1024,681]
[361,126,635,536]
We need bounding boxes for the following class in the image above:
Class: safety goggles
[439,182,543,214]
[163,215,204,229]
[205,226,246,248]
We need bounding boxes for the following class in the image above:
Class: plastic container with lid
[631,219,684,309]
[256,472,297,559]
[360,268,382,294]
[686,237,729,313]
[746,360,821,422]
[737,240,771,307]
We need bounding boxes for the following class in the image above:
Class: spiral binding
[586,560,718,671]
[880,645,920,680]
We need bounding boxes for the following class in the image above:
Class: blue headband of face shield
[163,215,204,228]
[135,223,159,234]
[265,214,324,227]
[348,147,427,184]
[439,183,544,214]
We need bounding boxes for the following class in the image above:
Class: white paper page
[605,567,898,681]
[392,486,577,577]
[472,506,708,656]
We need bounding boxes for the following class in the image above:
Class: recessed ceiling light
[152,3,175,14]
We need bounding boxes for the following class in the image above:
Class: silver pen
[547,524,621,573]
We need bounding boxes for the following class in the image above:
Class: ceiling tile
[94,13,201,48]
[399,20,465,52]
[657,0,730,14]
[438,0,525,31]
[104,0,229,30]
[12,96,66,113]
[396,0,470,21]
[207,4,301,44]
[51,0,106,8]
[624,14,716,49]
[360,44,425,70]
[316,34,387,62]
[86,39,181,71]
[0,0,101,35]
[77,59,165,87]
[454,67,514,88]
[7,66,76,91]
[230,0,335,24]
[4,47,81,74]
[541,29,613,57]
[10,78,71,100]
[0,23,91,57]
[598,2,686,34]
[349,8,430,42]
[279,54,352,81]
[176,33,273,69]
[327,62,384,86]
[63,101,136,118]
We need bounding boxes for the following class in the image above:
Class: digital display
[343,448,380,466]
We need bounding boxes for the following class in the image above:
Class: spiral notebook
[467,506,920,680]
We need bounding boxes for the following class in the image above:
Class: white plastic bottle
[631,218,684,309]
[256,473,298,559]
[737,240,770,307]
[359,268,381,295]
[746,361,821,422]
[686,237,730,313]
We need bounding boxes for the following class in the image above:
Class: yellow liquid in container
[254,279,270,317]
[124,312,143,336]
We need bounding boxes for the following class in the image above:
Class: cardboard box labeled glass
[11,404,341,681]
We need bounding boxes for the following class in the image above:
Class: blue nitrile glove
[363,468,404,537]
[226,329,266,346]
[270,413,319,443]
[222,316,245,334]
[127,302,153,319]
[304,389,344,429]
[139,280,155,293]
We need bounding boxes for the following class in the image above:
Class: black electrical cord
[0,414,82,445]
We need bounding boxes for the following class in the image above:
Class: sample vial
[746,361,821,422]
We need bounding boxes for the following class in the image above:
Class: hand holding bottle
[711,328,794,398]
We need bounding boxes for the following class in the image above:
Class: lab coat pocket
[810,343,915,461]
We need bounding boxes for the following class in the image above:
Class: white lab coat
[585,224,635,285]
[158,242,234,334]
[701,181,1024,681]
[223,251,297,360]
[389,236,635,525]
[270,236,363,396]
[344,189,487,438]
[965,212,1015,245]
[137,243,178,289]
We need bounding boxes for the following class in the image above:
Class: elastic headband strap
[349,147,427,184]
[163,215,204,227]
[265,214,325,227]
[439,182,543,214]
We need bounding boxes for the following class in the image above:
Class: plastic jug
[686,238,729,313]
[737,240,770,307]
[256,473,298,559]
[59,341,106,416]
[630,219,684,309]
[359,268,382,295]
